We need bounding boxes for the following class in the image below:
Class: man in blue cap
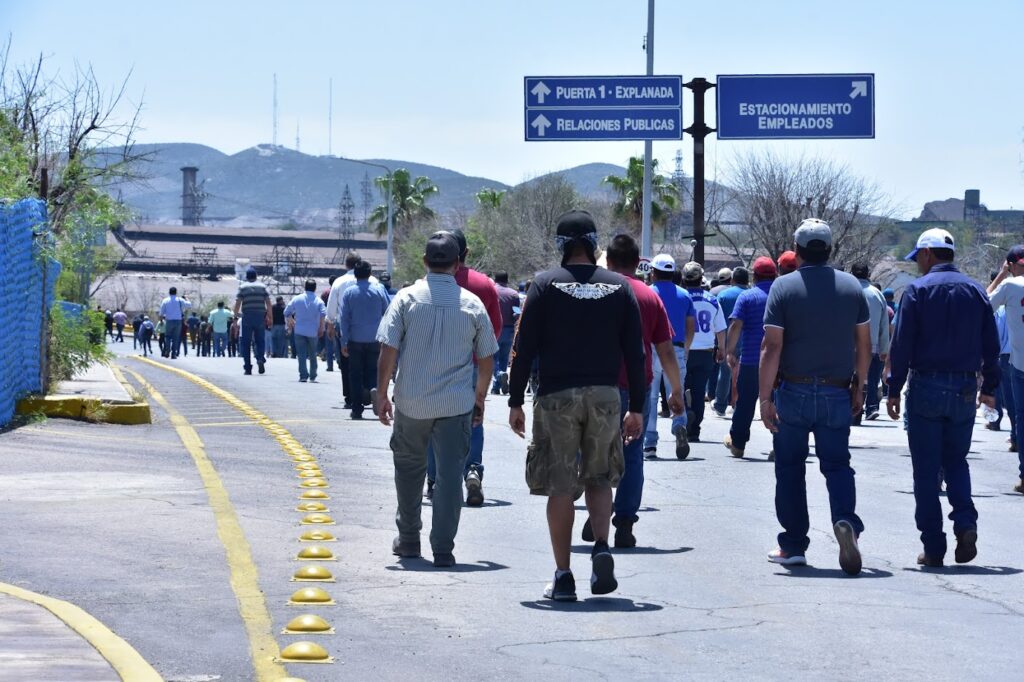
[233,265,273,375]
[889,228,1000,566]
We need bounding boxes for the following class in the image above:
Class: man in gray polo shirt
[760,219,871,576]
[376,232,498,568]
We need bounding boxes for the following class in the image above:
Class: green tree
[368,168,439,237]
[602,156,680,234]
[475,187,506,209]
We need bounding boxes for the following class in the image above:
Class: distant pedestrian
[340,262,389,417]
[491,271,520,395]
[139,316,155,357]
[712,267,749,417]
[891,228,999,565]
[326,253,379,409]
[209,301,232,357]
[508,210,646,602]
[760,219,870,575]
[285,279,327,383]
[233,266,272,375]
[186,312,200,351]
[198,316,212,356]
[271,296,288,358]
[376,232,497,568]
[723,258,777,459]
[113,310,127,342]
[156,316,167,356]
[158,287,191,359]
[228,317,239,358]
[851,263,890,423]
[103,310,114,341]
[320,277,338,372]
[131,312,144,349]
[777,251,798,276]
[681,262,727,443]
[379,272,397,297]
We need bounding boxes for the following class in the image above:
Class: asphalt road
[1,344,1022,681]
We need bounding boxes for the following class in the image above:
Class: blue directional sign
[524,76,683,141]
[716,74,875,140]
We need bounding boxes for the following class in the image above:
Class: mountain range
[111,143,626,228]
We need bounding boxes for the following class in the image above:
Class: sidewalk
[16,362,150,425]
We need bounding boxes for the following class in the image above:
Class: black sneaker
[590,541,617,595]
[244,368,252,375]
[425,479,434,500]
[499,371,510,395]
[675,430,690,460]
[954,528,978,564]
[613,517,636,549]
[581,517,594,543]
[258,362,265,374]
[543,571,577,602]
[433,553,455,568]
[465,466,484,507]
[643,447,658,461]
[392,536,421,558]
[917,552,943,568]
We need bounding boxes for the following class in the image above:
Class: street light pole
[335,156,394,274]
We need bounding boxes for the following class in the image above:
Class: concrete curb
[15,364,151,425]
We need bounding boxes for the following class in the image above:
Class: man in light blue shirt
[208,301,232,357]
[284,280,327,383]
[158,286,191,359]
[340,260,391,419]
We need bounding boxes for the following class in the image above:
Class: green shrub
[48,306,112,390]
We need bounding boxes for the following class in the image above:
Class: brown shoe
[954,528,978,564]
[917,553,943,568]
[724,434,744,458]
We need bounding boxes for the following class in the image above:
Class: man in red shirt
[583,234,685,548]
[425,229,502,507]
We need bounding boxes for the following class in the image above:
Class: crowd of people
[107,213,1022,602]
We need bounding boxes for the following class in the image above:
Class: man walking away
[209,301,231,357]
[156,316,167,356]
[723,258,777,458]
[508,210,646,602]
[760,219,870,576]
[341,261,390,417]
[713,267,749,417]
[985,245,1024,492]
[681,262,727,443]
[991,298,1016,449]
[159,287,191,359]
[492,271,520,395]
[131,312,144,349]
[139,316,155,357]
[103,310,114,341]
[271,296,288,358]
[186,312,200,351]
[852,263,890,422]
[228,317,239,357]
[376,232,497,568]
[113,310,127,342]
[198,316,212,356]
[327,253,379,409]
[320,276,338,372]
[233,266,272,375]
[891,228,999,565]
[644,254,695,459]
[285,280,327,383]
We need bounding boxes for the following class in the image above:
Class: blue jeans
[347,341,379,415]
[165,319,183,357]
[729,364,760,450]
[713,361,732,414]
[685,349,716,440]
[864,354,883,414]
[321,332,337,371]
[239,313,266,371]
[907,372,979,557]
[294,334,319,381]
[271,324,288,358]
[774,381,864,555]
[213,332,227,357]
[428,368,484,480]
[997,355,1015,440]
[644,345,687,448]
[614,386,652,523]
[492,326,514,390]
[1010,367,1024,479]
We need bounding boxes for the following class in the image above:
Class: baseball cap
[1006,245,1024,264]
[425,231,459,266]
[555,210,597,239]
[777,251,798,272]
[682,261,704,283]
[752,256,778,279]
[245,265,258,280]
[651,253,676,272]
[905,228,955,262]
[717,267,733,281]
[794,219,832,249]
[882,288,895,298]
[450,228,468,258]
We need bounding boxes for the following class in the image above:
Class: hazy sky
[5,0,1023,218]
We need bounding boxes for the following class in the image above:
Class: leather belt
[781,374,851,389]
[672,341,687,348]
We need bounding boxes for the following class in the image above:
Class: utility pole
[328,78,333,156]
[640,0,655,259]
[272,73,278,147]
[683,78,716,265]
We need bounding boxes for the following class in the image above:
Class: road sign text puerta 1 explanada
[716,74,875,140]
[524,76,683,141]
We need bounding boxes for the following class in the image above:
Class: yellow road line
[123,368,287,680]
[194,419,322,428]
[0,581,162,682]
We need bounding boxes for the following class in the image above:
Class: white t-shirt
[687,288,727,351]
[325,272,379,322]
[990,275,1024,369]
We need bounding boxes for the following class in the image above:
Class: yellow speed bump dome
[291,453,314,461]
[300,478,328,488]
[292,565,334,582]
[298,470,324,479]
[299,530,336,542]
[300,513,335,525]
[296,502,328,513]
[299,490,330,500]
[288,587,334,605]
[282,614,334,634]
[296,546,335,561]
[295,462,320,471]
[276,641,333,664]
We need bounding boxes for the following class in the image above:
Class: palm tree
[369,168,439,237]
[602,156,680,234]
[475,187,506,209]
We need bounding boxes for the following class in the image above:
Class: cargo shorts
[525,385,624,496]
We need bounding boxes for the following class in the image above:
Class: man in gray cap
[759,219,871,576]
[375,232,498,568]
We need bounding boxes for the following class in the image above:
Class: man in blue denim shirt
[889,228,1000,567]
[760,219,871,576]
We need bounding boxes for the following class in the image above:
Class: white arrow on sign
[531,81,552,104]
[531,114,551,137]
[849,81,868,99]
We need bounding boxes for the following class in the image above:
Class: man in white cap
[644,253,696,459]
[890,228,999,566]
[681,261,727,444]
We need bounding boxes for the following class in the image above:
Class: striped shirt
[377,273,499,420]
[235,281,270,315]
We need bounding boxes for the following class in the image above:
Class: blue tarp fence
[0,198,60,427]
